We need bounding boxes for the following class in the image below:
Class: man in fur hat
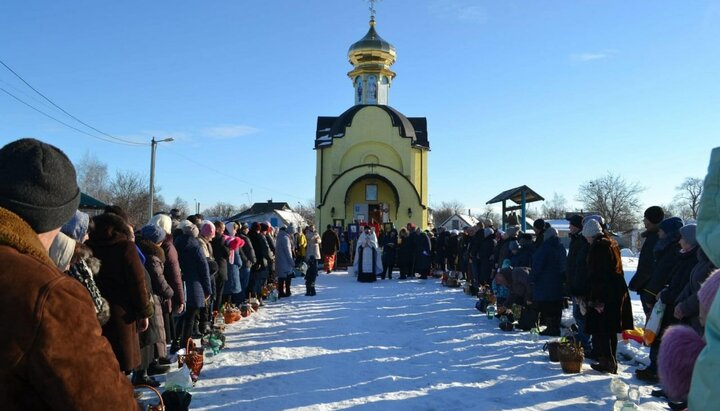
[0,139,138,410]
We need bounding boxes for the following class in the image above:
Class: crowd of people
[1,137,720,411]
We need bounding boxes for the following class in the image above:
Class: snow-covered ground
[172,258,668,410]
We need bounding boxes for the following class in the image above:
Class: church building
[314,15,430,231]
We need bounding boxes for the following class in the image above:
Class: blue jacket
[529,236,567,302]
[224,249,242,295]
[174,233,211,308]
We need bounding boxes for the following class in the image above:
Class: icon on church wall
[367,75,377,103]
[356,77,363,104]
[365,184,378,201]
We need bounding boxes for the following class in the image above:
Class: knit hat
[506,226,519,237]
[484,227,494,238]
[61,210,90,242]
[148,213,172,235]
[659,325,705,402]
[199,221,215,238]
[659,217,684,235]
[140,224,166,244]
[566,214,583,230]
[533,219,545,231]
[679,224,697,248]
[48,232,77,270]
[644,206,665,225]
[544,227,558,241]
[509,240,520,251]
[178,220,199,237]
[0,138,81,233]
[104,205,130,224]
[582,219,603,238]
[699,269,720,325]
[582,215,605,228]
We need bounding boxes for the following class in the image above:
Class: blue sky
[1,1,718,215]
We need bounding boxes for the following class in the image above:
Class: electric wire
[0,59,146,146]
[0,87,143,147]
[162,145,308,203]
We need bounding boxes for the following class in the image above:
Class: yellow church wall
[315,106,429,230]
[317,163,424,229]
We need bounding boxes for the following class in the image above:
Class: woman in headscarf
[582,219,633,374]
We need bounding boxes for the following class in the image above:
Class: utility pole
[149,136,174,220]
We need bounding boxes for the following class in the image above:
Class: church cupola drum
[314,11,430,232]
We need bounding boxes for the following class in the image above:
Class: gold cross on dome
[367,0,381,20]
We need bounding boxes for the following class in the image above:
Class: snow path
[189,270,668,410]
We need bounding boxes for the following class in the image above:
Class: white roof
[439,214,479,228]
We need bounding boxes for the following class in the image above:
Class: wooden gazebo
[486,185,544,231]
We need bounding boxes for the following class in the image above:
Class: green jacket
[689,146,720,408]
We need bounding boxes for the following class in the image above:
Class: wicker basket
[558,344,584,373]
[544,341,563,362]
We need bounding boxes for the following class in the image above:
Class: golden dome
[348,18,396,55]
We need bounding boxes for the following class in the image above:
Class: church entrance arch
[344,174,399,226]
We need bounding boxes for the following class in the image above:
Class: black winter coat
[566,233,590,297]
[674,248,716,332]
[660,247,699,307]
[396,236,413,267]
[643,236,681,299]
[211,233,229,282]
[628,229,659,292]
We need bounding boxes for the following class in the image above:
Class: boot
[277,278,286,298]
[590,357,618,374]
[310,285,317,296]
[132,369,160,387]
[635,366,659,382]
[147,361,170,376]
[539,316,561,337]
[305,282,312,296]
[285,277,292,297]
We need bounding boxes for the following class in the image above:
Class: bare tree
[478,205,501,228]
[202,202,241,220]
[431,200,465,226]
[525,206,540,220]
[674,177,703,220]
[76,152,111,202]
[577,173,644,232]
[294,200,316,226]
[541,192,568,219]
[107,171,153,226]
[170,197,189,217]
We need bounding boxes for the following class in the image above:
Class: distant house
[439,214,479,231]
[226,200,307,229]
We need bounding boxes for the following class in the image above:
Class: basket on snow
[446,278,460,287]
[557,344,584,373]
[543,341,564,362]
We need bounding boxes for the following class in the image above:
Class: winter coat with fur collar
[0,207,138,410]
[86,212,153,372]
[584,235,634,334]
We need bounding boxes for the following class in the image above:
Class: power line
[162,145,309,203]
[0,87,144,147]
[0,58,146,146]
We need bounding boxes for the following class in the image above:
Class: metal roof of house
[79,192,106,210]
